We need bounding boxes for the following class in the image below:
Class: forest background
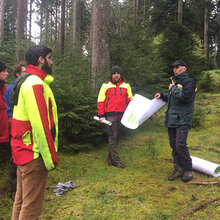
[0,0,220,149]
[1,0,220,150]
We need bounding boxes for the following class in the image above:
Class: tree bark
[204,6,208,57]
[60,0,65,54]
[16,0,28,62]
[178,0,183,24]
[29,0,33,42]
[0,0,4,44]
[72,0,77,45]
[91,0,110,88]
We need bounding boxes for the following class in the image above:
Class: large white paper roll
[121,94,165,129]
[191,156,220,177]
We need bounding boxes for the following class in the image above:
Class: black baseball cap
[171,60,188,68]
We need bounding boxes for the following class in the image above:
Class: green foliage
[191,107,206,128]
[198,69,220,92]
[110,2,167,96]
[156,22,209,81]
[51,49,104,151]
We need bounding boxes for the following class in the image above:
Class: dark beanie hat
[111,66,122,74]
[0,61,6,72]
[25,45,52,66]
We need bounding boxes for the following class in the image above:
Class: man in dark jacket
[97,66,133,168]
[155,60,196,182]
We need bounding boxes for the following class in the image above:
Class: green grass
[0,93,220,220]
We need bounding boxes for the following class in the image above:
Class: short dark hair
[25,45,52,66]
[13,63,26,78]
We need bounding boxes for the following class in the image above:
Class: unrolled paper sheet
[121,94,165,129]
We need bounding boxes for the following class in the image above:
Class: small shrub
[192,107,206,128]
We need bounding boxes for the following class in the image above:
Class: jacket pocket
[166,113,179,127]
[22,130,32,146]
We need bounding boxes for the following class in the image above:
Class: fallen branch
[179,197,220,220]
[188,180,220,185]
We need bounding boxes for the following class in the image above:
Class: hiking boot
[115,163,126,168]
[168,164,183,181]
[181,171,193,182]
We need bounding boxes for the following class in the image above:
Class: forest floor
[0,93,220,220]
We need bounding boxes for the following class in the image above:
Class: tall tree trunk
[91,0,110,88]
[204,6,208,57]
[60,0,65,54]
[55,0,58,42]
[29,0,33,42]
[178,0,183,24]
[134,0,139,26]
[72,0,77,45]
[16,0,28,62]
[0,0,4,44]
[214,35,217,67]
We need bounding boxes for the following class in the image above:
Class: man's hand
[99,117,106,123]
[154,93,161,99]
[169,80,175,90]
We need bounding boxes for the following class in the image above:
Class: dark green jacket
[161,71,196,128]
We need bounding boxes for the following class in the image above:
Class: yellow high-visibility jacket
[11,65,58,171]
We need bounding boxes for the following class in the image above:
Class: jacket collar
[173,71,188,83]
[26,64,54,84]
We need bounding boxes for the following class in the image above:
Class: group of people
[0,42,196,220]
[98,60,196,184]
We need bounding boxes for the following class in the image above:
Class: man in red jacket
[97,66,133,168]
[0,61,10,159]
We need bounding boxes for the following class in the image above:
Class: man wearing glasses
[154,60,196,182]
[97,66,133,168]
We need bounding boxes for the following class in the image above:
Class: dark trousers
[10,158,17,193]
[168,126,192,171]
[106,116,124,165]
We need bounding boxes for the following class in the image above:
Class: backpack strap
[10,73,33,107]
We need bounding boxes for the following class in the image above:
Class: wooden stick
[179,197,220,220]
[188,180,220,185]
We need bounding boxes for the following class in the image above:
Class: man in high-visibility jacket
[11,45,58,220]
[97,66,133,168]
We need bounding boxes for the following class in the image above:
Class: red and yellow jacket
[0,84,9,143]
[97,78,132,118]
[11,65,58,171]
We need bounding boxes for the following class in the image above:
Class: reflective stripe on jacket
[11,65,58,171]
[97,79,132,118]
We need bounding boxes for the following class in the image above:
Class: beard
[42,60,52,75]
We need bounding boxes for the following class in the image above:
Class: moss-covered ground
[0,93,219,219]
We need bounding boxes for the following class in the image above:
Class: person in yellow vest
[11,45,58,220]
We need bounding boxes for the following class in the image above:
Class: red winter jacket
[0,84,9,143]
[97,78,132,118]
